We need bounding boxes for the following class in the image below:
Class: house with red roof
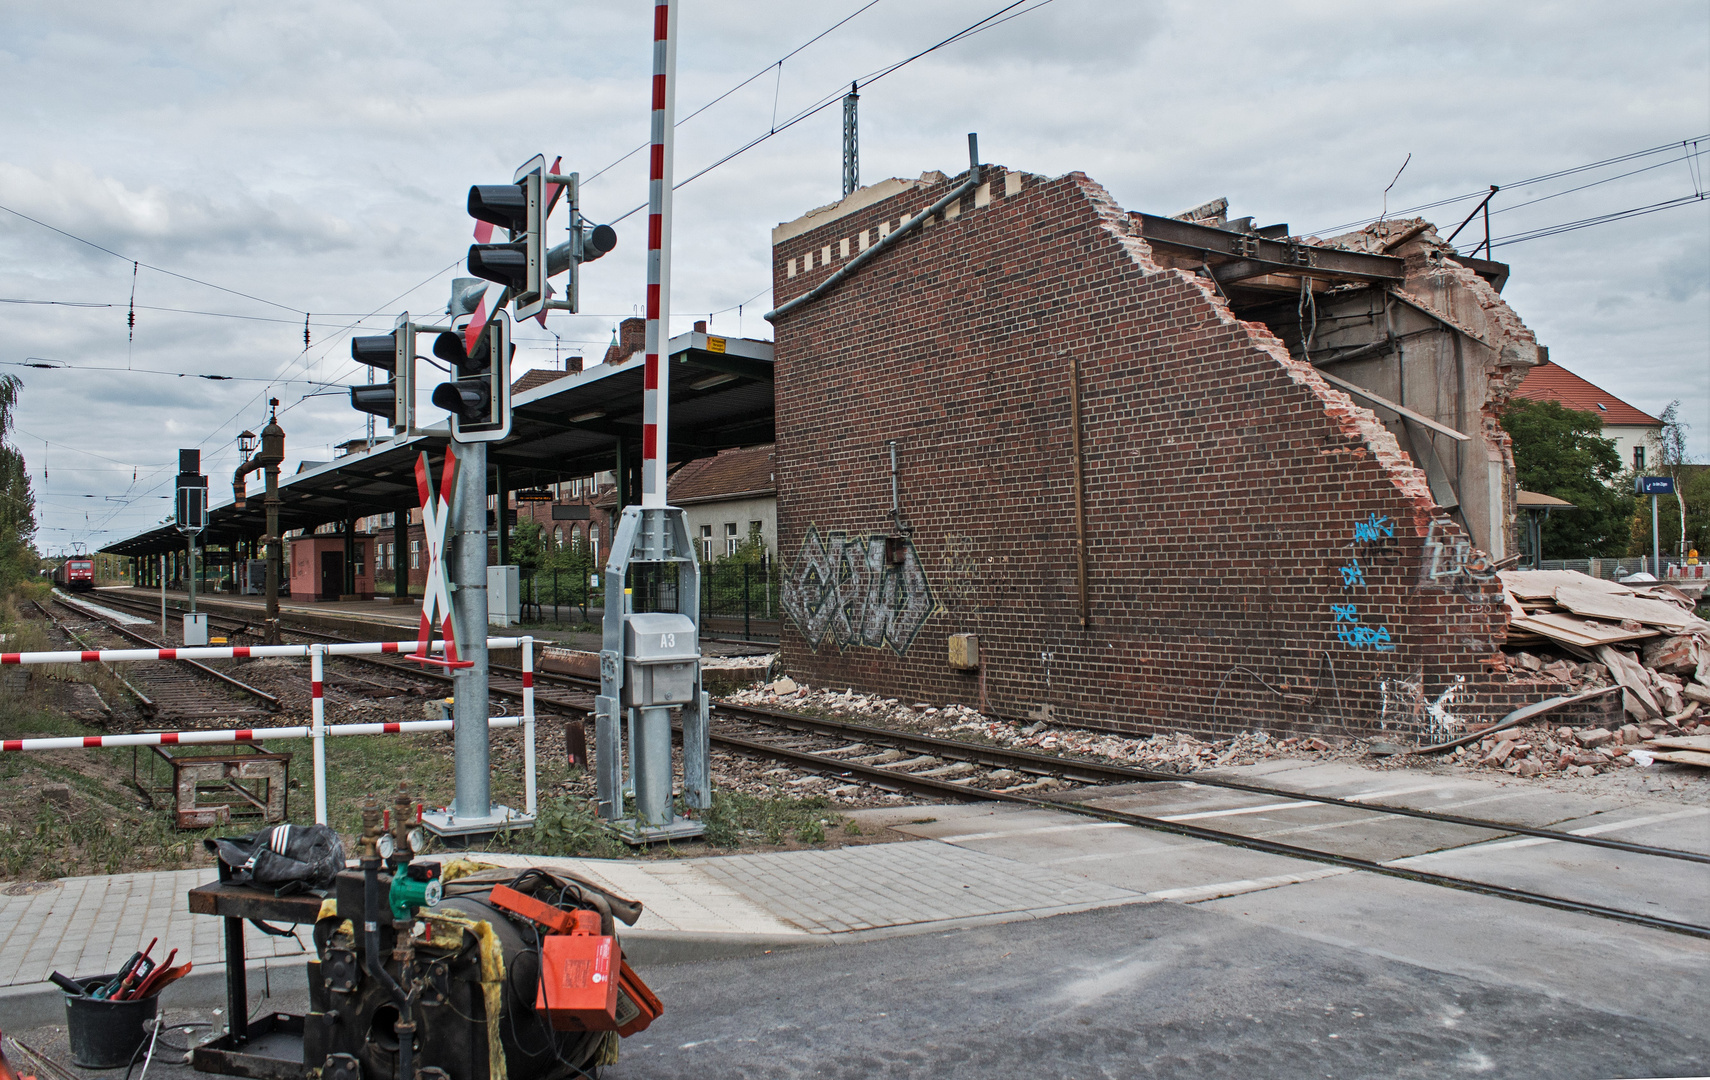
[1509,360,1663,473]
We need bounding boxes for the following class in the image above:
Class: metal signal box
[622,612,698,707]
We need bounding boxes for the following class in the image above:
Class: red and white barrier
[1,637,524,666]
[1,636,539,828]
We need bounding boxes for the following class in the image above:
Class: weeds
[700,790,839,848]
[0,803,211,880]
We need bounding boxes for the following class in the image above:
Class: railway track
[71,590,1710,937]
[40,596,278,720]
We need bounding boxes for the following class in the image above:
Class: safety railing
[0,636,537,828]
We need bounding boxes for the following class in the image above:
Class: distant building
[1510,360,1663,473]
[594,444,777,561]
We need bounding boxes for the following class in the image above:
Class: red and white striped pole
[311,644,327,824]
[641,0,678,508]
[522,635,536,815]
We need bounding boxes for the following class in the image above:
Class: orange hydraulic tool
[614,958,663,1036]
[536,910,620,1031]
[489,885,578,934]
[488,886,662,1034]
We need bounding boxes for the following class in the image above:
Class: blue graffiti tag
[1351,513,1394,544]
[1338,560,1366,590]
[1337,622,1396,651]
[1332,516,1397,651]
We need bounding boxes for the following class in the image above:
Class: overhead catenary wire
[1308,134,1710,236]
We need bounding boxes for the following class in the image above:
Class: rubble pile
[1474,568,1710,776]
[723,680,1367,773]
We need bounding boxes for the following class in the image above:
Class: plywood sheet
[1499,570,1630,601]
[1509,612,1657,648]
[1646,735,1710,752]
[1646,750,1710,769]
[1554,586,1706,632]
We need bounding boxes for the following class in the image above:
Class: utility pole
[842,82,859,198]
[451,438,490,822]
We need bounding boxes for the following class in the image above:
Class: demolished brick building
[767,161,1578,741]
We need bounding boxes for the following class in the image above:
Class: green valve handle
[388,862,443,921]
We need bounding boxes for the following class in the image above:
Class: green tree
[0,375,38,593]
[1501,398,1634,559]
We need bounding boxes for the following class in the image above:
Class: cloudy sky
[2,0,1705,554]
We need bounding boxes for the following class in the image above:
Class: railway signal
[347,313,415,433]
[430,309,512,442]
[467,156,616,322]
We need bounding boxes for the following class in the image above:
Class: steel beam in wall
[1135,214,1406,285]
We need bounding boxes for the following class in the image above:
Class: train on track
[51,557,95,592]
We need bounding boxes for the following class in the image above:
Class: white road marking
[1160,800,1319,822]
[1344,783,1458,803]
[1147,867,1355,903]
[1386,806,1710,865]
[935,821,1130,843]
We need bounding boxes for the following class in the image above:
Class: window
[589,527,599,559]
[354,543,365,577]
[1634,445,1646,470]
[725,522,739,557]
[700,524,714,560]
[553,526,563,548]
[749,520,764,540]
[410,540,421,569]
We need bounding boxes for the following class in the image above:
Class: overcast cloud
[2,0,1705,553]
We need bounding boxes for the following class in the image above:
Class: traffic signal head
[346,313,415,433]
[431,310,512,443]
[468,156,548,318]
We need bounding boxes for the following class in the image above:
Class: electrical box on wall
[948,633,979,671]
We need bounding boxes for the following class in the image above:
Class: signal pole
[451,438,490,822]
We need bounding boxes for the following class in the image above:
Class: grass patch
[700,790,840,848]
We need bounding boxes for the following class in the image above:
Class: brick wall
[770,165,1512,742]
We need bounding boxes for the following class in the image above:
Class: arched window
[553,526,563,548]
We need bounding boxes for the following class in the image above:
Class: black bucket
[64,975,160,1069]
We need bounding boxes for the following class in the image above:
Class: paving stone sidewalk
[0,841,1144,991]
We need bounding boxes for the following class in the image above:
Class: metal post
[494,463,510,569]
[640,0,678,507]
[393,513,408,604]
[311,645,327,825]
[452,441,491,820]
[522,635,536,816]
[842,82,859,198]
[1653,494,1661,575]
[744,562,751,640]
[264,460,281,644]
[187,535,198,616]
[160,554,167,635]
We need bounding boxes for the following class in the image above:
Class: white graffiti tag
[781,527,939,655]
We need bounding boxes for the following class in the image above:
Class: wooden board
[1509,612,1658,648]
[1646,734,1710,752]
[1499,570,1630,600]
[1646,750,1710,768]
[1554,586,1706,632]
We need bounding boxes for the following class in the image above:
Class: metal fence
[518,557,781,640]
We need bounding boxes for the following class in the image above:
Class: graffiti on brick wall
[1419,518,1497,592]
[781,526,939,655]
[1332,513,1396,652]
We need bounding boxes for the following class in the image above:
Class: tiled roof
[1510,361,1662,427]
[592,444,776,510]
[512,368,575,395]
[669,444,776,504]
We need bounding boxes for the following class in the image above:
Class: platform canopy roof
[101,331,773,558]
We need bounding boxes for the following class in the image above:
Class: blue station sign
[1635,476,1676,495]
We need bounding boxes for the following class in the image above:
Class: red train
[53,557,95,592]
